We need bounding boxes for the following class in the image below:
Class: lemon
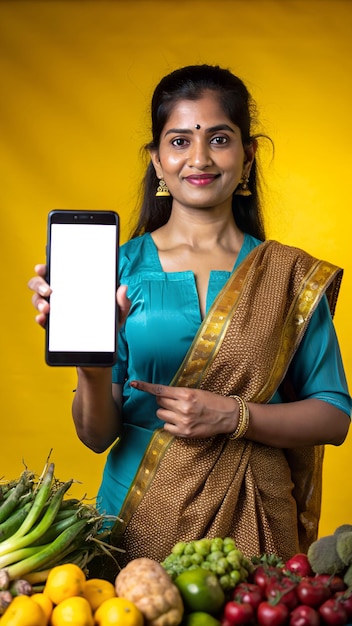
[95,597,144,626]
[83,578,116,612]
[44,563,86,605]
[51,596,94,626]
[0,595,47,626]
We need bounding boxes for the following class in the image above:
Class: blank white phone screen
[48,223,117,352]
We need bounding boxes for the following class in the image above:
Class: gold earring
[155,179,170,197]
[235,175,251,197]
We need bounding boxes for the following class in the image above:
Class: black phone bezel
[45,209,119,367]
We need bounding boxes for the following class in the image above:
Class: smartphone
[45,210,119,366]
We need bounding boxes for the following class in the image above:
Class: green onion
[0,478,72,557]
[6,519,88,580]
[0,472,33,524]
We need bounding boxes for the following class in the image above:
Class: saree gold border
[112,245,260,540]
[253,260,342,404]
[111,427,173,541]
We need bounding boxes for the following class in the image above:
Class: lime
[175,567,225,615]
[182,612,221,626]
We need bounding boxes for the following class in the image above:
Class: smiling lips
[185,174,219,186]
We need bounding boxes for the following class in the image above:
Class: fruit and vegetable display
[0,461,351,624]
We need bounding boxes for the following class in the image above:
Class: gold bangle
[228,395,250,440]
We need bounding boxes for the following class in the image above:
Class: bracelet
[228,395,250,440]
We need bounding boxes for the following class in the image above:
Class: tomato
[266,577,299,610]
[222,600,254,625]
[233,582,263,611]
[289,605,320,626]
[257,600,289,626]
[335,591,352,619]
[315,574,346,594]
[182,611,222,626]
[297,578,331,607]
[318,598,348,625]
[252,565,282,594]
[285,554,313,578]
[175,568,225,615]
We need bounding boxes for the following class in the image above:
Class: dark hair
[130,64,267,240]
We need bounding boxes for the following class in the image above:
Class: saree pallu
[111,240,343,564]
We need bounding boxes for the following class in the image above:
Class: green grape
[210,537,224,552]
[180,554,193,567]
[223,540,237,555]
[217,557,230,573]
[223,536,236,547]
[219,574,232,591]
[190,552,204,566]
[209,561,219,573]
[184,542,195,555]
[194,538,212,556]
[200,560,212,570]
[230,569,242,585]
[172,541,187,556]
[214,558,229,576]
[206,549,224,563]
[226,549,242,570]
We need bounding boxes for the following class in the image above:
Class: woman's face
[151,90,255,214]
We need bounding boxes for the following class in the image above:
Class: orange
[83,578,116,612]
[94,597,144,626]
[44,563,86,605]
[0,595,47,626]
[50,596,94,626]
[31,592,53,624]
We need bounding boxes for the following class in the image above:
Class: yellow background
[0,0,351,538]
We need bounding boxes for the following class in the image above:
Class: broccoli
[343,563,352,587]
[334,524,352,536]
[336,530,352,566]
[307,534,345,575]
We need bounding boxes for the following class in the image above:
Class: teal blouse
[97,233,351,518]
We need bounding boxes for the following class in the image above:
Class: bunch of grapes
[161,536,253,591]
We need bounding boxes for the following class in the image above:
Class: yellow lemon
[94,597,144,626]
[0,595,47,626]
[83,578,116,612]
[44,563,86,605]
[50,596,94,626]
[31,592,53,624]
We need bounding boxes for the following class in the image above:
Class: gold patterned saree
[111,240,343,564]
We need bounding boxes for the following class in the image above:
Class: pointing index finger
[130,380,175,397]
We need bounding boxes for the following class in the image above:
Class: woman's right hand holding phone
[28,266,131,329]
[28,264,51,327]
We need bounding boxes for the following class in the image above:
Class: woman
[29,65,351,565]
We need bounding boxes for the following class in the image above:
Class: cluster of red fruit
[221,553,352,626]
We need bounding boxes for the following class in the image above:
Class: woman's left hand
[129,380,238,438]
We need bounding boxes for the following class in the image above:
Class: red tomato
[289,604,321,626]
[252,565,282,594]
[223,600,254,625]
[335,591,352,619]
[266,577,299,611]
[297,578,331,607]
[318,598,348,625]
[315,574,346,594]
[257,600,289,626]
[233,582,263,611]
[285,554,314,578]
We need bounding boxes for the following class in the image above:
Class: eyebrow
[164,124,235,136]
